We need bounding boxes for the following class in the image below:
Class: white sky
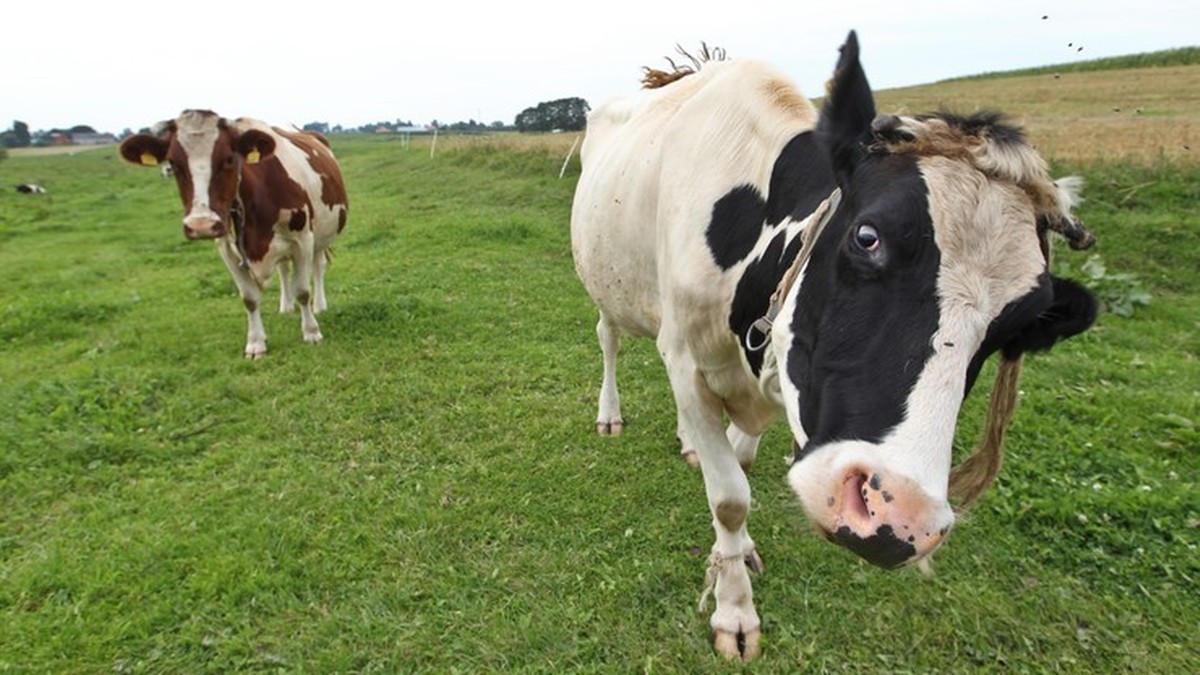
[4,0,1197,134]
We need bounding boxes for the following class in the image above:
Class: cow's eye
[854,224,880,252]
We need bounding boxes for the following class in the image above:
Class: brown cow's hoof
[714,627,761,662]
[682,450,700,468]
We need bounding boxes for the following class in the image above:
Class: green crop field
[1,63,1197,672]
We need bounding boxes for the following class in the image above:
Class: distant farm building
[72,132,118,145]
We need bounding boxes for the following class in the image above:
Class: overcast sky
[4,0,1197,134]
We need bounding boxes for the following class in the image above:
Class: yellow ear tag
[246,149,261,164]
[140,152,158,166]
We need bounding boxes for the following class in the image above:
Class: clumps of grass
[444,141,566,175]
[0,297,132,342]
[1077,254,1152,317]
[1150,413,1198,451]
[1055,252,1152,318]
[332,296,426,336]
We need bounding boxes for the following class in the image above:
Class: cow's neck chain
[744,188,842,352]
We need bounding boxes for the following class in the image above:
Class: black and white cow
[570,31,1097,660]
[15,183,47,194]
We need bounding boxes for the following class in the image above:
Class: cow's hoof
[714,627,761,662]
[245,350,266,360]
[682,450,700,468]
[596,421,623,436]
[745,548,765,574]
[304,332,324,345]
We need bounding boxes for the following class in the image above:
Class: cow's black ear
[236,129,276,165]
[1002,277,1098,359]
[118,134,170,167]
[817,30,876,179]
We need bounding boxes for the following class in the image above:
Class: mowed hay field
[1,62,1197,672]
[876,66,1200,166]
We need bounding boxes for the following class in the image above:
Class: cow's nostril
[844,473,870,521]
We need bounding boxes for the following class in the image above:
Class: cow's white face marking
[781,153,1049,560]
[176,111,223,236]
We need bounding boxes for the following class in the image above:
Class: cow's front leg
[695,411,761,662]
[291,241,323,345]
[661,343,761,660]
[241,296,268,358]
[217,241,268,358]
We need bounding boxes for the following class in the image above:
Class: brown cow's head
[119,110,275,240]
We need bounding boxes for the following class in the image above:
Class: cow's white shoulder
[572,59,818,343]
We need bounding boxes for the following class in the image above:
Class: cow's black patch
[1000,276,1097,359]
[729,229,804,375]
[707,132,835,273]
[786,154,940,450]
[723,132,836,375]
[963,274,1098,397]
[766,133,838,225]
[832,524,916,569]
[707,185,766,271]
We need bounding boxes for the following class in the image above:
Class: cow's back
[234,119,349,248]
[570,81,691,338]
[571,59,818,341]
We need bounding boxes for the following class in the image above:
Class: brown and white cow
[570,32,1097,660]
[119,110,349,358]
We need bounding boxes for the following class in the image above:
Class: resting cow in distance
[570,31,1097,660]
[120,110,349,358]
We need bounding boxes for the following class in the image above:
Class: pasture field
[2,76,1199,671]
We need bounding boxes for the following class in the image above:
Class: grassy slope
[946,46,1200,81]
[0,81,1197,672]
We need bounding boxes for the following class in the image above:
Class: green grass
[1,135,1197,673]
[949,46,1200,81]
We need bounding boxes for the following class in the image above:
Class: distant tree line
[1,121,32,148]
[514,97,589,133]
[4,95,592,146]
